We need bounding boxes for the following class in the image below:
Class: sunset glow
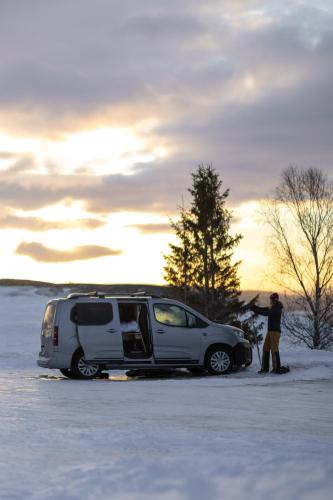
[0,1,332,290]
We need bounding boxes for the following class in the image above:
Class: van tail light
[52,326,59,346]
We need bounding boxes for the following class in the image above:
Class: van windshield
[43,303,56,329]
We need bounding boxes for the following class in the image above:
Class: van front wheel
[71,350,101,379]
[205,346,232,375]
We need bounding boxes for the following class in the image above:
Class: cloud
[1,1,329,129]
[0,138,332,221]
[0,151,17,159]
[0,161,191,214]
[124,12,206,39]
[4,155,36,174]
[127,223,172,234]
[16,242,122,262]
[0,0,332,211]
[0,212,105,231]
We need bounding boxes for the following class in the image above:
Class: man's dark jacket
[252,301,283,332]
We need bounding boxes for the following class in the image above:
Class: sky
[0,0,332,289]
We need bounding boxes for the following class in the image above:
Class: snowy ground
[0,287,332,500]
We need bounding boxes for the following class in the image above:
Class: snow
[0,287,332,500]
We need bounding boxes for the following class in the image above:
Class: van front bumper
[233,342,252,366]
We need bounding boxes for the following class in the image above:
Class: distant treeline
[0,278,268,302]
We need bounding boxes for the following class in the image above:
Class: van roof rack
[66,290,164,300]
[67,291,106,299]
[131,291,165,298]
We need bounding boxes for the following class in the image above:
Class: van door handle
[156,329,165,334]
[106,328,118,334]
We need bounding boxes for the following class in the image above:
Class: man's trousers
[262,330,281,371]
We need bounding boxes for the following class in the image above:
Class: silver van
[37,292,252,379]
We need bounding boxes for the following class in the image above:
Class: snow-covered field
[0,287,332,500]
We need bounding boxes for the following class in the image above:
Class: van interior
[118,303,152,358]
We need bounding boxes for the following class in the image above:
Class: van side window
[154,304,209,328]
[72,303,113,325]
[186,311,209,328]
[154,304,187,327]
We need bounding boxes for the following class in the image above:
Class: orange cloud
[0,213,105,231]
[16,242,122,262]
[128,223,172,234]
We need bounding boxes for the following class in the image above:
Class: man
[251,293,286,374]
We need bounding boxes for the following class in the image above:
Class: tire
[59,368,76,379]
[71,350,101,380]
[205,346,233,375]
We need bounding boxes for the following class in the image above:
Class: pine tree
[163,207,196,304]
[164,164,263,343]
[188,164,242,318]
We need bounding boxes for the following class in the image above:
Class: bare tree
[264,166,333,349]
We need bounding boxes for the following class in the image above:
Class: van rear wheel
[71,350,101,379]
[59,368,76,379]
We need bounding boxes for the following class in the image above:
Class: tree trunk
[313,246,322,349]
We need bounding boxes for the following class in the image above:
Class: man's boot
[258,351,270,373]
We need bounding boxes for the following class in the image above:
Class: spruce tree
[188,164,242,318]
[164,164,263,343]
[164,207,195,304]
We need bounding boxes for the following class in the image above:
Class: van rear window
[74,302,113,325]
[43,304,56,328]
